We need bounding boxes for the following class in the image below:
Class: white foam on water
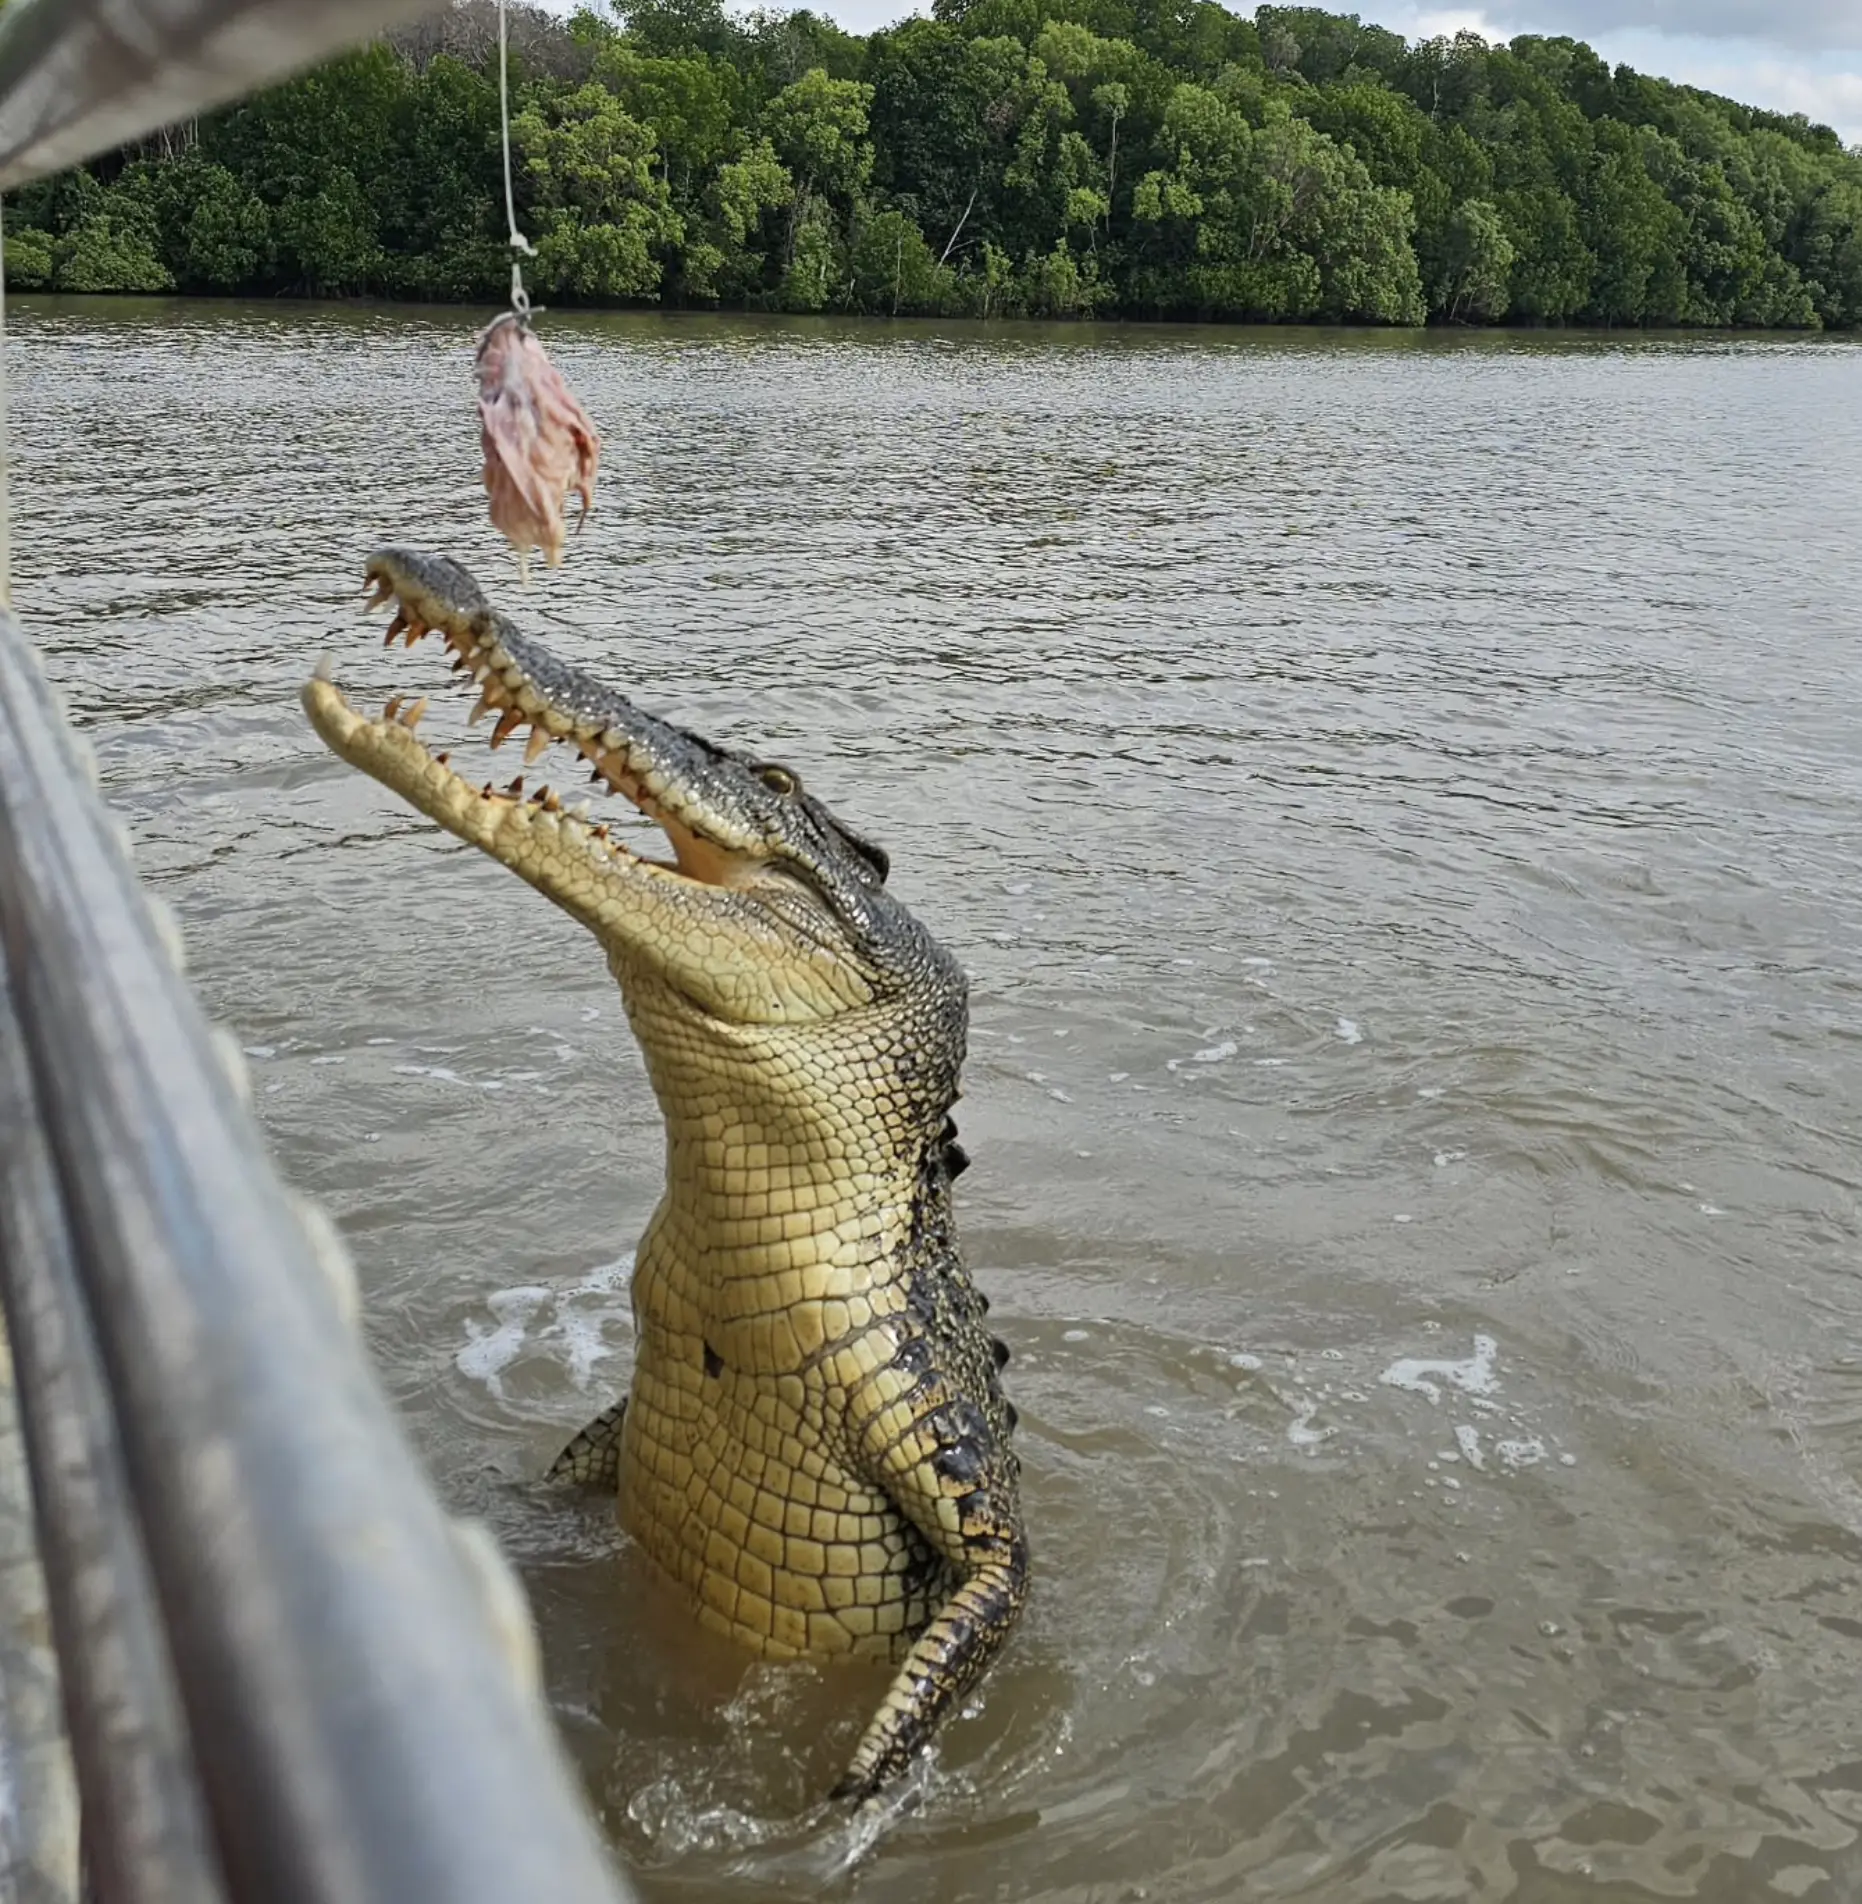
[1191,1040,1238,1064]
[1287,1399,1331,1448]
[394,1063,504,1091]
[1454,1423,1487,1470]
[1379,1334,1500,1406]
[455,1287,550,1398]
[455,1254,635,1398]
[1335,1017,1363,1044]
[1497,1437,1547,1469]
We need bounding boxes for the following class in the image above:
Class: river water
[13,299,1862,1901]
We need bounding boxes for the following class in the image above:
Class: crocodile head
[302,550,966,1160]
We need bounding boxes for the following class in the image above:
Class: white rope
[497,0,536,320]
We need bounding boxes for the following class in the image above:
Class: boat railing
[0,4,636,1899]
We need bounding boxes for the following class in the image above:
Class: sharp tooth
[592,823,609,840]
[387,609,410,642]
[470,691,498,726]
[451,655,473,674]
[384,695,404,721]
[382,626,398,648]
[480,781,495,799]
[404,697,429,728]
[471,660,492,684]
[530,786,547,804]
[313,654,335,682]
[506,776,525,796]
[524,726,551,766]
[436,753,451,767]
[543,789,562,812]
[403,619,428,648]
[491,708,524,748]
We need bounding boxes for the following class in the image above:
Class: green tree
[515,82,683,300]
[1433,197,1512,320]
[3,225,53,290]
[54,192,173,292]
[850,208,954,312]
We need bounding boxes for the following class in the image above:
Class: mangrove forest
[7,0,1862,328]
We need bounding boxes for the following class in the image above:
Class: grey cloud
[1478,0,1862,54]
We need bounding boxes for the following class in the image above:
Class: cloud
[1476,2,1862,57]
[1390,5,1862,143]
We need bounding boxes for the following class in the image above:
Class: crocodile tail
[829,1529,1030,1801]
[546,1397,628,1489]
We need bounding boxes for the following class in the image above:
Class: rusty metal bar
[0,609,632,1904]
[0,961,225,1904]
[0,0,446,189]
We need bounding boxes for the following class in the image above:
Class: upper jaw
[355,547,772,882]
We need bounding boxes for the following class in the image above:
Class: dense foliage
[8,0,1862,326]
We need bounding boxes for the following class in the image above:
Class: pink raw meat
[476,313,601,570]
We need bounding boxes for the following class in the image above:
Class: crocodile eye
[758,764,800,796]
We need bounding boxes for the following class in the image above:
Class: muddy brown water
[13,299,1862,1902]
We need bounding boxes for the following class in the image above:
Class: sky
[554,0,1862,145]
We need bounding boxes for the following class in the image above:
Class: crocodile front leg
[832,1368,1029,1799]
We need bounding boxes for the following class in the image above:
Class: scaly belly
[618,1334,942,1662]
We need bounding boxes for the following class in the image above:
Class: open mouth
[302,554,738,887]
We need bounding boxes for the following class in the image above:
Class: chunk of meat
[475,314,601,573]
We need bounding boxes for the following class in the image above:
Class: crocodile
[302,550,1026,1800]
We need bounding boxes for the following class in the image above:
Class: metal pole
[0,615,630,1904]
[0,0,448,189]
[0,968,227,1904]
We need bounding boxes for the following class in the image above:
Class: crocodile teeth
[469,691,498,726]
[524,726,552,766]
[384,695,404,721]
[490,708,524,749]
[402,618,427,648]
[386,609,410,643]
[506,776,525,796]
[403,697,429,729]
